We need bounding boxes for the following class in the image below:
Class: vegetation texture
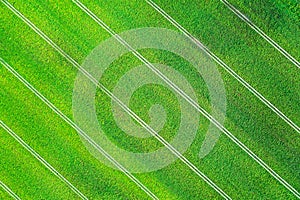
[0,0,299,199]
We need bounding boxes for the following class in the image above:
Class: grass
[227,0,300,59]
[0,0,299,199]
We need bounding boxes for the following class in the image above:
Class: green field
[0,0,299,199]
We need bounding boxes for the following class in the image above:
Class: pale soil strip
[146,0,300,134]
[221,0,300,69]
[1,0,230,199]
[0,58,158,200]
[75,0,300,198]
[0,180,21,200]
[0,120,88,200]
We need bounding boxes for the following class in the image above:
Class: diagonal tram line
[220,0,300,69]
[0,120,88,200]
[146,0,300,134]
[73,0,300,198]
[0,180,21,200]
[0,58,158,200]
[1,1,230,199]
